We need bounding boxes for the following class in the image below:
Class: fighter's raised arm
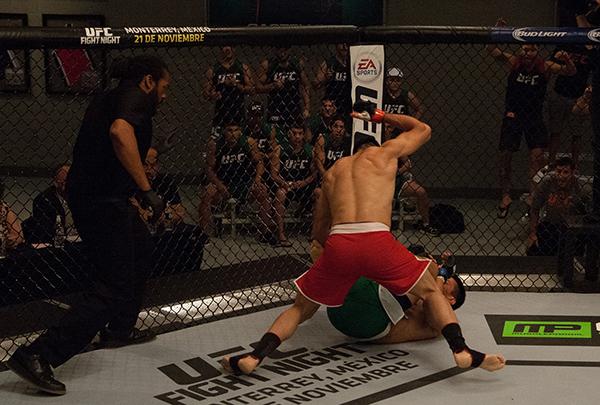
[351,99,431,159]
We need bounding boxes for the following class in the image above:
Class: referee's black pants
[27,197,153,368]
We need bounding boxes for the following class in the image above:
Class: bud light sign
[491,27,599,44]
[512,27,569,42]
[588,28,600,43]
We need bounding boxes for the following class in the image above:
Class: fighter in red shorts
[222,100,505,374]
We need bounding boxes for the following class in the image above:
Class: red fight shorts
[295,222,431,307]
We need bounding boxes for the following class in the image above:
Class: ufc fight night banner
[350,44,384,154]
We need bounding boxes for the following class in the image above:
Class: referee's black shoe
[97,327,157,349]
[6,348,66,395]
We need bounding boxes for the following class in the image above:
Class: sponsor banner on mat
[153,342,425,404]
[486,314,600,346]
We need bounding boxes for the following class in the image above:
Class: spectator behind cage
[383,123,439,236]
[0,177,24,254]
[527,157,592,256]
[270,122,317,247]
[487,18,576,219]
[572,84,593,117]
[243,102,279,239]
[198,121,272,238]
[307,97,338,146]
[132,147,186,231]
[314,115,350,178]
[546,45,593,167]
[203,46,254,140]
[256,46,310,129]
[243,101,278,162]
[576,1,600,222]
[312,43,352,116]
[24,164,75,244]
[382,67,424,119]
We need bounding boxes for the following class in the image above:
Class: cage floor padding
[1,292,599,405]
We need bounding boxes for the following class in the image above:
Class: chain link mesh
[1,31,598,360]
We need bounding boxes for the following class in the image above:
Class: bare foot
[220,355,260,375]
[479,354,506,371]
[453,350,506,372]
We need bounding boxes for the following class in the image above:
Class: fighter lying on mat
[326,246,466,344]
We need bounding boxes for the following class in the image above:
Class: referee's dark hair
[110,55,169,85]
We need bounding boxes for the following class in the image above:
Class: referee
[7,55,170,395]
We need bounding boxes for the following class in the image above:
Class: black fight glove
[352,99,385,123]
[437,253,456,282]
[136,190,165,223]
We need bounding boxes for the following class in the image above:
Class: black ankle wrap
[442,323,486,368]
[442,323,466,353]
[467,348,485,368]
[251,332,281,361]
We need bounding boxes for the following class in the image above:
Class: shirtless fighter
[221,100,505,374]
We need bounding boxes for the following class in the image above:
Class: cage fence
[0,25,598,361]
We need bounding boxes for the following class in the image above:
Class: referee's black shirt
[67,85,156,199]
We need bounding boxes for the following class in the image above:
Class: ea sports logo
[353,53,382,82]
[588,28,600,43]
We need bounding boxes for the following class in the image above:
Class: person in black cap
[382,67,424,119]
[6,55,171,395]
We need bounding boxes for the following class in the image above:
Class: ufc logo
[327,150,343,161]
[334,72,347,81]
[358,59,376,70]
[221,153,245,164]
[284,159,308,170]
[516,73,539,86]
[217,73,240,84]
[84,27,112,37]
[384,104,406,114]
[257,138,268,150]
[274,71,297,82]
